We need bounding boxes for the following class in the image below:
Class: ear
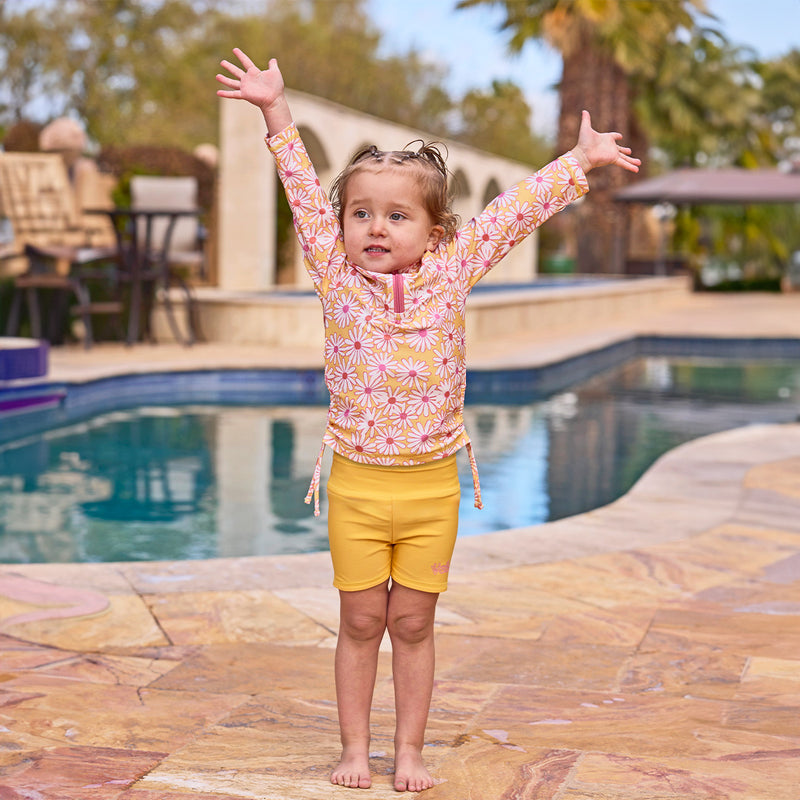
[426,225,445,251]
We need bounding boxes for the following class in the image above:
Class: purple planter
[0,337,49,381]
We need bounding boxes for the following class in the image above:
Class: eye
[353,209,369,219]
[389,212,406,221]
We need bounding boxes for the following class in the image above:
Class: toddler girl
[217,47,639,793]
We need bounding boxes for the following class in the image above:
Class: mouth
[365,246,389,254]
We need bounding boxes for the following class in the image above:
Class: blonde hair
[330,141,460,242]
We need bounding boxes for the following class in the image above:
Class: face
[341,166,444,274]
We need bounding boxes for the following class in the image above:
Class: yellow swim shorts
[326,451,461,593]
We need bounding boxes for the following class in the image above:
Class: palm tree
[457,0,715,273]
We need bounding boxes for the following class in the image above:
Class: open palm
[216,48,284,112]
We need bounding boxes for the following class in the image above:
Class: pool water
[1,356,798,564]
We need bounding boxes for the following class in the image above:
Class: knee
[387,610,434,646]
[340,609,386,643]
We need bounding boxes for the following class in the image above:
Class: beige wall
[217,90,541,291]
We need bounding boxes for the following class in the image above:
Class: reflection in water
[1,358,798,563]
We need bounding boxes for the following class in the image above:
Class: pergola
[614,167,800,280]
[615,167,800,205]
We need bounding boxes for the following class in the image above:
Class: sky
[367,0,800,138]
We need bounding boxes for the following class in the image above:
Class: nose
[368,216,386,236]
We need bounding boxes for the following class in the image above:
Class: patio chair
[130,175,207,280]
[0,152,123,347]
[126,174,205,344]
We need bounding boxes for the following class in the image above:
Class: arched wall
[217,89,542,291]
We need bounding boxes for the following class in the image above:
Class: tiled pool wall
[2,335,800,446]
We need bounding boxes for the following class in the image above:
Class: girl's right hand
[216,47,284,113]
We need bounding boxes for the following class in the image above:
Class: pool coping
[3,332,800,447]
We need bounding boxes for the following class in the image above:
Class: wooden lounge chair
[0,152,123,347]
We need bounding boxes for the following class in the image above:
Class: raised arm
[568,110,641,174]
[216,47,293,137]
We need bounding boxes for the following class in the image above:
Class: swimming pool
[1,337,798,564]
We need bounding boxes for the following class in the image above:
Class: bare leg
[387,582,439,792]
[331,580,389,789]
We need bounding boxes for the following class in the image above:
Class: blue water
[0,355,798,564]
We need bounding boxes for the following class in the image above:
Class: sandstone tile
[422,743,575,800]
[145,589,334,646]
[585,549,731,594]
[4,676,250,751]
[271,585,340,635]
[695,578,800,614]
[1,563,133,594]
[559,749,800,800]
[472,686,800,762]
[744,458,800,495]
[214,692,340,737]
[134,723,401,799]
[121,553,334,595]
[648,525,798,575]
[736,656,800,705]
[498,560,687,610]
[0,720,63,758]
[620,649,748,700]
[0,745,166,799]
[734,493,800,532]
[535,604,651,650]
[149,641,335,697]
[121,790,248,800]
[1,594,167,651]
[0,640,79,671]
[437,634,632,691]
[721,702,800,738]
[760,551,800,585]
[3,652,180,686]
[642,607,800,659]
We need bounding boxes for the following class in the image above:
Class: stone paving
[1,291,800,798]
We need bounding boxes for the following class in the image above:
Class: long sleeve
[265,123,345,289]
[450,152,589,288]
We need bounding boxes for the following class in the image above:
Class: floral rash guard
[266,124,589,515]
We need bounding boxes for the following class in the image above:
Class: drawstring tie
[304,443,483,516]
[466,442,483,509]
[304,442,326,517]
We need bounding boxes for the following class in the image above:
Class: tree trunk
[556,28,635,274]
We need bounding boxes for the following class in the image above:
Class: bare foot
[331,746,372,789]
[394,746,434,792]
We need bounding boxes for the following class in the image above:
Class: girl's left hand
[570,110,641,174]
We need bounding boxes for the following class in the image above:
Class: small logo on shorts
[431,560,450,575]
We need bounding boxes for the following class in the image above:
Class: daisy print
[330,395,360,428]
[357,409,386,438]
[433,347,458,377]
[374,426,406,456]
[407,325,438,353]
[408,386,439,417]
[364,350,394,382]
[553,158,583,195]
[532,194,559,222]
[354,373,383,408]
[371,326,400,354]
[340,328,370,364]
[324,332,348,363]
[406,421,439,453]
[329,362,359,394]
[331,292,360,327]
[376,386,409,417]
[525,165,557,199]
[499,200,536,236]
[346,429,373,457]
[272,137,306,169]
[395,357,430,389]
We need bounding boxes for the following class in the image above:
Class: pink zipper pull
[392,273,405,314]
